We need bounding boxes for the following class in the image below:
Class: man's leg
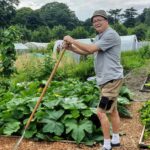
[98,79,123,149]
[110,107,120,133]
[97,111,110,138]
[110,107,120,146]
[97,110,111,149]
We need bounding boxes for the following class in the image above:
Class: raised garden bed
[139,126,150,149]
[140,74,150,92]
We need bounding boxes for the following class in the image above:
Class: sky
[18,0,150,21]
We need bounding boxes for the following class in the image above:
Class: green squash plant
[0,79,132,145]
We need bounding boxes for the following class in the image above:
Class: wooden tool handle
[25,49,65,130]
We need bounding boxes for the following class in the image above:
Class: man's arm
[64,35,100,54]
[71,45,90,55]
[63,42,90,55]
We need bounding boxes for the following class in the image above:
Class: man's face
[92,16,108,33]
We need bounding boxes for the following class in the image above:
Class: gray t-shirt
[94,27,123,85]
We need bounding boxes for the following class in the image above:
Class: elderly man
[63,10,123,150]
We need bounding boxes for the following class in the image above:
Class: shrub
[139,45,150,59]
[67,56,94,80]
[121,50,144,71]
[54,55,94,81]
[0,26,21,77]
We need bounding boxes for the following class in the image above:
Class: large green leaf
[65,119,93,143]
[36,132,46,140]
[119,86,133,100]
[6,98,26,109]
[84,134,103,146]
[12,109,24,119]
[0,110,12,120]
[35,110,47,121]
[27,97,40,111]
[118,97,130,105]
[24,130,37,138]
[45,109,64,120]
[3,121,20,135]
[42,120,64,136]
[41,110,64,136]
[118,105,132,118]
[81,109,93,117]
[43,99,62,108]
[24,123,37,138]
[61,97,87,109]
[70,110,80,119]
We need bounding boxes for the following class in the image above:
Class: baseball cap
[91,10,108,22]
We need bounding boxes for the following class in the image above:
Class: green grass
[121,50,144,71]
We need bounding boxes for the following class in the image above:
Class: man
[63,10,123,150]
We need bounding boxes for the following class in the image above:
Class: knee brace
[99,96,113,110]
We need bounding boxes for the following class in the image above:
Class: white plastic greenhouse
[120,35,138,51]
[25,42,49,50]
[14,43,29,53]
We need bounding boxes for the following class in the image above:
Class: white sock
[111,133,120,144]
[103,139,111,149]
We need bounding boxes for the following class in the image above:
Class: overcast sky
[18,0,150,21]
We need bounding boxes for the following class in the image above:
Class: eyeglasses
[92,19,106,24]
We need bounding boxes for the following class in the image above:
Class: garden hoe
[13,48,65,150]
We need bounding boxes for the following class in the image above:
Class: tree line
[0,0,150,41]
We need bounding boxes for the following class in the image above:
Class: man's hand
[62,41,72,50]
[63,35,74,44]
[55,40,63,50]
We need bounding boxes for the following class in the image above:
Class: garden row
[0,78,132,145]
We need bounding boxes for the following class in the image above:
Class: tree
[51,25,67,40]
[39,2,80,29]
[144,8,150,26]
[136,8,150,26]
[108,9,122,24]
[83,18,92,29]
[130,24,147,40]
[136,9,146,24]
[107,15,115,25]
[13,8,44,30]
[0,0,19,28]
[68,26,89,39]
[146,28,150,40]
[25,11,45,30]
[123,7,137,28]
[13,25,32,42]
[32,26,51,42]
[113,23,128,36]
[82,18,95,36]
[12,7,33,25]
